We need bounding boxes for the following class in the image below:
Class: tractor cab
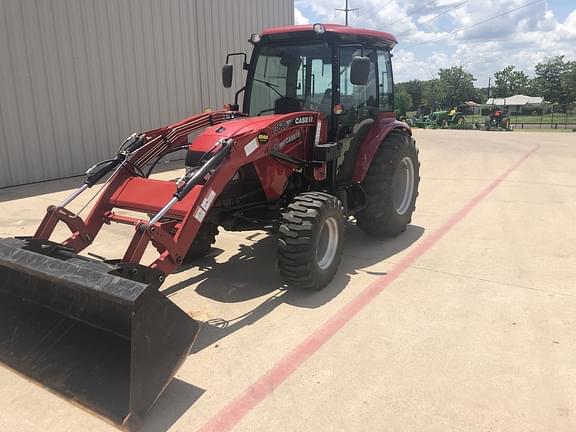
[223,24,398,144]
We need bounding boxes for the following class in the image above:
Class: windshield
[247,42,333,117]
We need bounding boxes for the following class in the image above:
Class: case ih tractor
[0,24,419,429]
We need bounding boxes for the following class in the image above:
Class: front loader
[0,23,419,428]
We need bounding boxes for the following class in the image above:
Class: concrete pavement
[0,129,575,432]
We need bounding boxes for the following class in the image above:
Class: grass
[512,128,575,133]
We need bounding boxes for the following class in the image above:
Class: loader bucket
[0,238,199,430]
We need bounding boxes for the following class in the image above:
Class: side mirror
[222,64,233,88]
[350,56,370,86]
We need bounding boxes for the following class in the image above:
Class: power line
[353,0,395,23]
[404,0,544,49]
[396,0,470,38]
[372,0,445,35]
[336,0,359,26]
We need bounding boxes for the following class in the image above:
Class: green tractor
[409,108,466,129]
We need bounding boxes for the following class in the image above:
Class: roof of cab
[261,24,398,48]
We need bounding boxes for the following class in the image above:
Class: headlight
[313,23,326,34]
[249,33,262,44]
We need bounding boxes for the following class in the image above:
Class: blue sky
[294,0,576,87]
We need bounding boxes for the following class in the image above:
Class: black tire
[183,223,219,261]
[356,132,420,237]
[277,192,345,290]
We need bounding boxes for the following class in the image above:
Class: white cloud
[294,1,576,86]
[294,7,309,25]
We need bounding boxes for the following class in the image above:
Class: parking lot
[1,129,575,432]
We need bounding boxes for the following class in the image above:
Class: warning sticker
[193,207,206,223]
[244,138,258,157]
[201,188,216,211]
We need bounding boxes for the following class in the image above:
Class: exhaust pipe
[0,237,199,430]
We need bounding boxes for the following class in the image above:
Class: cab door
[335,46,378,182]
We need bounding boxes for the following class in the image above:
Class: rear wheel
[277,192,345,290]
[356,132,420,237]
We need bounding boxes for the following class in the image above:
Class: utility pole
[336,0,358,26]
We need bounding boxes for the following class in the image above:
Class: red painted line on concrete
[197,145,539,432]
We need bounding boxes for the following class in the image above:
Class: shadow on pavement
[140,379,205,432]
[162,223,425,354]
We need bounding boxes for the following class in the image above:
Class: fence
[467,103,576,130]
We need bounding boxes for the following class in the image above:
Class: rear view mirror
[222,64,233,88]
[350,56,370,86]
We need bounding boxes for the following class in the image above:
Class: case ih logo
[294,115,314,125]
[275,130,301,150]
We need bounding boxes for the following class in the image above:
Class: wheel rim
[316,217,339,270]
[393,156,415,215]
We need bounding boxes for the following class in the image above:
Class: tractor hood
[189,112,324,153]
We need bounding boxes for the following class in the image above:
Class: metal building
[0,0,294,188]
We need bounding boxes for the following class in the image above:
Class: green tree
[397,80,424,111]
[493,65,531,97]
[532,56,575,103]
[561,62,576,104]
[437,66,478,108]
[421,79,446,110]
[394,87,413,116]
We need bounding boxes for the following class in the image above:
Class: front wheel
[183,223,219,262]
[277,192,345,290]
[356,132,420,237]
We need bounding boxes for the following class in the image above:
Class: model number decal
[272,115,315,135]
[272,119,293,135]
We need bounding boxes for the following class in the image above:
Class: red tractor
[0,24,419,429]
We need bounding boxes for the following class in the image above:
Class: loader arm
[34,110,243,254]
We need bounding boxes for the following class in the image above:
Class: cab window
[339,47,378,116]
[248,43,333,116]
[377,49,394,112]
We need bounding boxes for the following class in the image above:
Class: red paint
[352,114,411,183]
[109,178,203,218]
[196,145,539,432]
[33,110,241,253]
[262,24,398,47]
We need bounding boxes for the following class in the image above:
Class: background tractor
[484,106,512,130]
[409,108,465,129]
[0,23,419,429]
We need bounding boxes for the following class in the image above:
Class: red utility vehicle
[0,24,419,429]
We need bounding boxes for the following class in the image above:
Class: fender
[351,112,412,184]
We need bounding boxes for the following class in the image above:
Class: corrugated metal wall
[0,0,293,187]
